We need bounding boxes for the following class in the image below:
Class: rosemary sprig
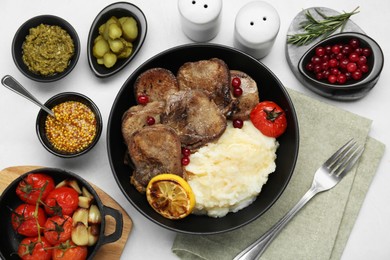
[287,6,360,46]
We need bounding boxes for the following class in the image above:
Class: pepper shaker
[178,0,222,42]
[234,1,280,59]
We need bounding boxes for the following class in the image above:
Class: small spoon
[1,75,55,117]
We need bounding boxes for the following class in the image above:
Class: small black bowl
[0,167,123,260]
[298,32,384,100]
[12,15,80,82]
[36,92,103,158]
[87,2,148,78]
[107,43,299,234]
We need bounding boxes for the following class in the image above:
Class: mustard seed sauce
[45,101,97,153]
[22,24,75,76]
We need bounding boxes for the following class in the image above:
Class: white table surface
[1,0,389,259]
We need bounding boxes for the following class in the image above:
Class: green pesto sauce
[22,24,75,76]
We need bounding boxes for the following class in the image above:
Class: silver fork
[234,139,364,260]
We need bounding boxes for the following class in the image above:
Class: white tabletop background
[1,0,389,259]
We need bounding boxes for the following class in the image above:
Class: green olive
[103,52,117,68]
[120,17,138,42]
[92,39,110,58]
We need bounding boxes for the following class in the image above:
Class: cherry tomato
[44,215,73,245]
[16,173,55,205]
[250,101,287,138]
[17,237,52,260]
[52,240,88,260]
[11,204,47,237]
[44,187,79,216]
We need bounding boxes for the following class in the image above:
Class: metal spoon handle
[1,75,55,117]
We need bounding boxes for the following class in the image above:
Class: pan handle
[100,205,124,245]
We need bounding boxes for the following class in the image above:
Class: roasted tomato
[52,240,88,260]
[43,215,73,245]
[17,237,52,260]
[16,173,55,205]
[44,187,79,216]
[11,204,47,237]
[250,101,287,138]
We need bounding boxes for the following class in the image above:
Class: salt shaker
[178,0,222,42]
[234,1,280,59]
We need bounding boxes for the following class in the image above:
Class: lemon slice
[146,174,195,219]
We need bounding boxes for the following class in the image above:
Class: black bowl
[36,92,103,158]
[107,43,299,234]
[0,167,123,260]
[12,15,80,82]
[298,32,384,100]
[87,2,148,78]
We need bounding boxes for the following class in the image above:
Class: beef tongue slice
[128,124,183,193]
[162,90,227,149]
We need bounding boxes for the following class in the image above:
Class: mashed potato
[186,120,278,218]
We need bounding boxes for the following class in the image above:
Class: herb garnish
[287,7,360,46]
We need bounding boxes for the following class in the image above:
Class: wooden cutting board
[0,166,132,260]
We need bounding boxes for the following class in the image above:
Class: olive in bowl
[298,32,384,100]
[0,167,123,260]
[12,15,80,82]
[87,2,148,78]
[36,92,103,158]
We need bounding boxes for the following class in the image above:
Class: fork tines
[325,139,364,177]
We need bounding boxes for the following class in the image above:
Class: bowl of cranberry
[298,32,384,100]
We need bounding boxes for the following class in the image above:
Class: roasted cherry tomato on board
[17,237,52,260]
[43,215,73,245]
[44,187,79,216]
[11,204,47,237]
[250,101,287,138]
[16,173,55,205]
[52,240,88,260]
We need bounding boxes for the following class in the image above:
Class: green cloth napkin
[172,89,385,260]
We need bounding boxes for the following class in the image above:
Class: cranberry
[362,48,371,57]
[233,119,244,129]
[331,45,341,54]
[355,48,363,55]
[328,74,337,84]
[349,53,359,62]
[315,47,325,57]
[360,64,369,73]
[352,70,362,80]
[232,77,241,88]
[337,74,347,84]
[311,56,321,64]
[330,68,340,75]
[336,53,345,60]
[328,59,338,68]
[316,72,323,80]
[342,45,352,55]
[233,87,243,97]
[306,63,314,71]
[325,45,332,54]
[137,94,149,105]
[181,147,191,157]
[321,62,329,71]
[146,116,155,125]
[339,59,349,70]
[313,64,322,73]
[346,62,357,73]
[349,38,360,48]
[357,56,367,66]
[181,157,190,166]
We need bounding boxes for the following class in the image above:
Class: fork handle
[233,187,318,260]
